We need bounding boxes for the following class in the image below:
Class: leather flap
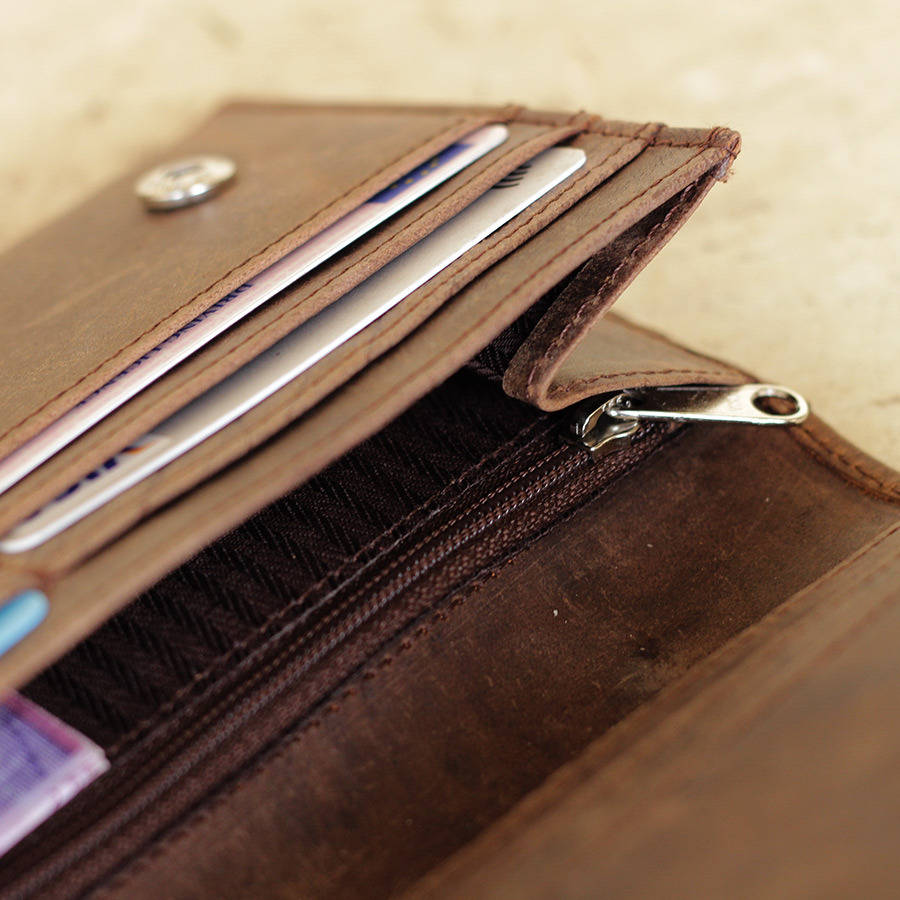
[502,126,742,409]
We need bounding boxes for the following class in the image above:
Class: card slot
[0,128,650,563]
[0,103,513,464]
[0,128,740,693]
[0,120,587,535]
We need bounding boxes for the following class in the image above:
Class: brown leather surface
[409,520,900,900]
[89,420,900,900]
[548,311,746,395]
[0,122,632,536]
[0,102,505,460]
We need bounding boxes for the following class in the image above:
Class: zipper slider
[569,383,809,459]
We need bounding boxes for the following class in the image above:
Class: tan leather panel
[0,102,503,459]
[0,119,582,533]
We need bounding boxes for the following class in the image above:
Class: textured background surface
[3,0,898,465]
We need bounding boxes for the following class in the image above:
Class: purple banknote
[0,692,108,857]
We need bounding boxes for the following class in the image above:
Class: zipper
[569,383,809,458]
[2,381,809,898]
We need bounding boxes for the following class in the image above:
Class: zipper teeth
[106,420,561,763]
[4,422,674,899]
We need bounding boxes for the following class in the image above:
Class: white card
[0,146,586,552]
[0,124,509,497]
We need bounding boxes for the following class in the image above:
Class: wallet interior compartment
[0,102,522,465]
[0,124,745,691]
[0,121,727,592]
[3,375,899,900]
[0,115,614,537]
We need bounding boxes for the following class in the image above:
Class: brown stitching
[105,421,553,757]
[324,447,572,608]
[540,180,697,382]
[793,425,900,502]
[524,166,709,397]
[0,117,474,446]
[550,367,740,391]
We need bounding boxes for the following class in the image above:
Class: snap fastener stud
[136,155,236,210]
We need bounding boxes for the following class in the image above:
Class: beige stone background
[3,0,898,465]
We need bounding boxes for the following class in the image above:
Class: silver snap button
[136,155,236,210]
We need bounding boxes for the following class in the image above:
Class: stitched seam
[793,425,900,502]
[549,367,739,393]
[524,179,700,398]
[0,117,474,446]
[319,447,570,604]
[105,420,553,757]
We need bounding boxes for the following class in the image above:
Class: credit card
[0,692,108,857]
[0,124,509,497]
[0,590,48,657]
[0,146,586,552]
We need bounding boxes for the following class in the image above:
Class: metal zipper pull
[570,383,809,459]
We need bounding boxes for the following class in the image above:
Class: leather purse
[0,101,897,899]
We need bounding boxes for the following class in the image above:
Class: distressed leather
[0,101,896,900]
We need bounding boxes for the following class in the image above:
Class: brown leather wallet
[0,101,897,899]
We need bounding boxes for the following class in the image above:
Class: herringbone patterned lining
[23,370,542,749]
